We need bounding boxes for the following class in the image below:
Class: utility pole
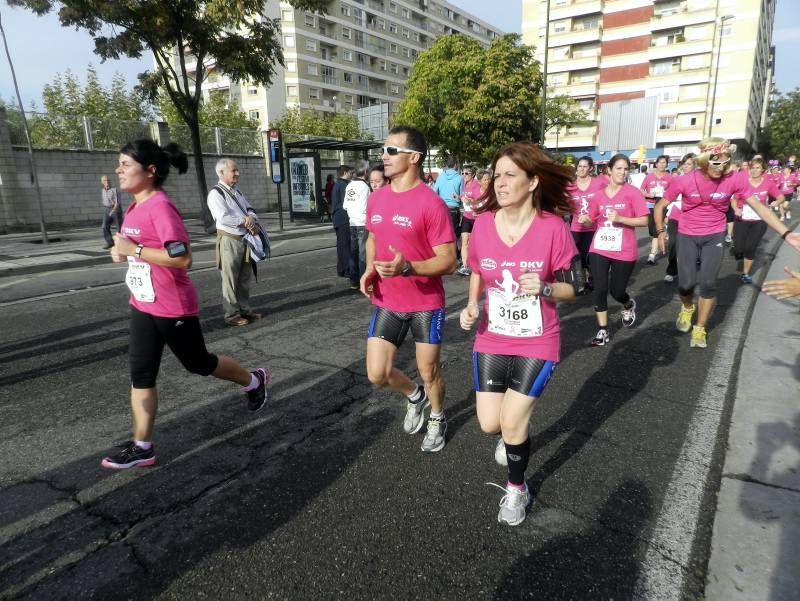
[539,0,551,147]
[0,8,48,243]
[708,15,734,138]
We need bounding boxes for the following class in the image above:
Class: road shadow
[0,351,405,600]
[493,479,652,600]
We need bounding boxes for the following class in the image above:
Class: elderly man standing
[207,158,261,327]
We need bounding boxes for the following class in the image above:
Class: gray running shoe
[489,482,532,526]
[494,437,507,466]
[403,389,429,434]
[420,415,447,452]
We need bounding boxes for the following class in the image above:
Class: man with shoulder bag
[207,158,264,327]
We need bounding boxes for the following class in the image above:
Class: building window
[553,21,567,33]
[401,28,410,39]
[721,25,733,37]
[389,23,398,34]
[304,13,315,27]
[389,2,397,12]
[343,49,353,61]
[247,86,258,96]
[287,85,298,97]
[390,63,399,74]
[391,84,400,94]
[681,84,704,99]
[249,110,260,120]
[342,26,352,39]
[690,117,697,125]
[401,8,410,18]
[307,64,318,75]
[390,43,398,54]
[284,35,295,47]
[344,72,353,83]
[715,117,722,124]
[305,39,317,51]
[286,61,297,72]
[309,88,320,100]
[281,9,293,21]
[341,6,351,17]
[652,58,681,75]
[658,116,676,130]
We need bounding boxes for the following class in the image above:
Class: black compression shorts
[367,307,445,347]
[472,352,556,398]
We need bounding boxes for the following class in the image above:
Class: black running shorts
[472,352,555,398]
[367,307,445,347]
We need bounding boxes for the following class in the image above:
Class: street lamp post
[539,0,551,146]
[708,14,734,138]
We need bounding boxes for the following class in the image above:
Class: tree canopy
[395,34,588,165]
[10,0,332,227]
[269,107,367,140]
[759,88,800,161]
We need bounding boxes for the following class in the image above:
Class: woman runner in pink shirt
[101,139,270,470]
[578,154,649,346]
[654,138,800,349]
[567,156,605,294]
[460,142,579,526]
[640,155,673,264]
[731,157,785,283]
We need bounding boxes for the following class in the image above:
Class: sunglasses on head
[382,146,421,156]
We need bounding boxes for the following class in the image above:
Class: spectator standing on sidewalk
[101,175,123,249]
[331,165,354,280]
[343,162,371,289]
[207,159,262,327]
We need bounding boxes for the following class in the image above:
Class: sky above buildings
[0,0,797,110]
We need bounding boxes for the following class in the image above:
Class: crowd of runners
[102,127,799,528]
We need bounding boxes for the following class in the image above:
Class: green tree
[270,107,366,139]
[31,67,152,149]
[760,88,800,161]
[396,34,588,165]
[159,92,261,154]
[10,0,333,229]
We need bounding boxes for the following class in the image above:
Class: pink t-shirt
[664,171,750,236]
[568,177,605,232]
[640,172,673,208]
[461,179,482,220]
[588,184,649,262]
[733,178,781,220]
[121,191,199,318]
[366,182,455,312]
[778,172,798,195]
[467,211,578,362]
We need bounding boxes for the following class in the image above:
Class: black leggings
[589,253,635,312]
[666,219,679,277]
[733,220,767,261]
[129,306,218,389]
[571,230,594,272]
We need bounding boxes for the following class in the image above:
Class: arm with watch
[518,257,580,303]
[111,233,193,269]
[371,242,457,279]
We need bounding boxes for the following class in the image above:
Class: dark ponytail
[120,139,188,187]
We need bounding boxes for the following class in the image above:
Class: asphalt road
[0,229,765,600]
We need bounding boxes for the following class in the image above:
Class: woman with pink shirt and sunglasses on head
[654,138,800,349]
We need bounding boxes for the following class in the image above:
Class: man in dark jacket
[331,165,354,278]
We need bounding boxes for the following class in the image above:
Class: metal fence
[5,111,263,156]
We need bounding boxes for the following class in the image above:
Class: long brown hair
[475,142,573,218]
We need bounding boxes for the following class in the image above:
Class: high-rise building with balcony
[522,0,776,160]
[200,1,503,131]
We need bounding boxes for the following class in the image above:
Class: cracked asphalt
[0,231,758,600]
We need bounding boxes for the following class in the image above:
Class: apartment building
[521,0,776,160]
[201,0,503,130]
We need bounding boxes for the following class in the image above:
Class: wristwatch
[540,283,553,298]
[135,244,144,258]
[401,262,412,277]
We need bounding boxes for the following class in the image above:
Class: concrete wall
[0,108,351,233]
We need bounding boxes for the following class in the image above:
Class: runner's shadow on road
[0,356,395,600]
[492,479,652,600]
[527,326,680,498]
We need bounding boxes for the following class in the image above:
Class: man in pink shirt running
[361,126,457,453]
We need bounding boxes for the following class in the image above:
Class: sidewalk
[706,223,800,601]
[0,212,332,277]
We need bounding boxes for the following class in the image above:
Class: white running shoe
[488,482,532,526]
[403,388,430,434]
[420,414,447,452]
[647,254,656,265]
[664,274,674,283]
[495,437,507,466]
[621,298,637,327]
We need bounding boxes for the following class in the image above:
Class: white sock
[243,373,259,391]
[430,410,444,419]
[134,440,152,450]
[407,384,424,403]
